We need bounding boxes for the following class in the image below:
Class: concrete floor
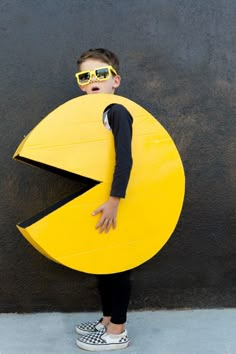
[0,309,235,354]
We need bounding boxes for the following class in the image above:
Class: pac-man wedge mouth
[14,155,100,228]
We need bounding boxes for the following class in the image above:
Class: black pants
[97,270,131,324]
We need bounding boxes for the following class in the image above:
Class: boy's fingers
[94,213,116,233]
[105,220,113,233]
[98,222,106,233]
[105,219,115,231]
[96,218,113,233]
[101,219,111,233]
[96,215,107,229]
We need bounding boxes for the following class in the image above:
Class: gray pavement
[0,309,235,354]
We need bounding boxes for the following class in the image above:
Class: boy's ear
[113,75,121,89]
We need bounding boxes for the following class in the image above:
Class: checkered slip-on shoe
[75,318,106,335]
[76,329,130,351]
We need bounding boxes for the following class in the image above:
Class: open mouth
[91,86,100,92]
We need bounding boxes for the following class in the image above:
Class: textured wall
[1,0,235,312]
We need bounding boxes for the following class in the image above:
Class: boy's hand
[92,196,120,233]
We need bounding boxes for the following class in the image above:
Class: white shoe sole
[76,339,130,351]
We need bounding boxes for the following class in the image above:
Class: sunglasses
[75,65,117,86]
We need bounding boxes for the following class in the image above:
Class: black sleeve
[107,104,133,198]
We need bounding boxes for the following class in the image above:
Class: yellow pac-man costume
[14,94,185,274]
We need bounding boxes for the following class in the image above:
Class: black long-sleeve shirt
[104,104,133,198]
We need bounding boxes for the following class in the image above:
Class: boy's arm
[92,104,133,233]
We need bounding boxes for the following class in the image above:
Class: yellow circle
[14,94,185,274]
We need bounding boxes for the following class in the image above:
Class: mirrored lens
[78,72,90,83]
[96,68,110,80]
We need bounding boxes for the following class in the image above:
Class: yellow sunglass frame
[75,66,117,86]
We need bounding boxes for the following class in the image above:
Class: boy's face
[77,59,121,95]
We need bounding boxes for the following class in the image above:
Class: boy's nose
[90,73,98,82]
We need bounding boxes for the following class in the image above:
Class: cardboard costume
[14,94,185,274]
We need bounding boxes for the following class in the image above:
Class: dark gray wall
[1,0,236,312]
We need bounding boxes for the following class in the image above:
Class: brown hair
[77,48,120,74]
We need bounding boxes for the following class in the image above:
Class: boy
[75,48,133,351]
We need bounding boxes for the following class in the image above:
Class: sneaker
[75,318,106,335]
[76,329,130,351]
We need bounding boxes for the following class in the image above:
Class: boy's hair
[77,48,120,74]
